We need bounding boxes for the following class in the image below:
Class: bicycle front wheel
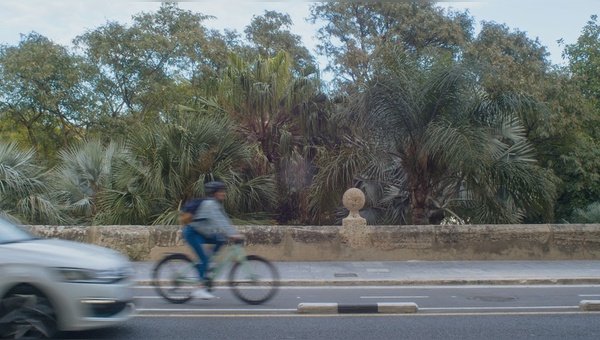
[153,253,198,304]
[228,255,279,305]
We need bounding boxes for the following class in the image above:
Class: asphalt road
[59,313,600,340]
[134,284,600,313]
[54,284,600,339]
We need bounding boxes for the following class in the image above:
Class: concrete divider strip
[579,300,600,311]
[377,302,418,313]
[297,302,418,314]
[297,303,338,314]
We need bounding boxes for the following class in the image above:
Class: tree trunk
[411,187,428,225]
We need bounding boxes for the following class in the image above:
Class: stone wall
[23,223,600,262]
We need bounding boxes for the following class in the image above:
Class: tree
[73,3,230,134]
[465,21,552,95]
[310,54,557,225]
[308,2,473,94]
[0,142,66,224]
[242,10,316,75]
[208,51,327,224]
[563,15,600,105]
[464,19,600,222]
[306,123,380,225]
[89,112,277,226]
[0,33,93,159]
[51,139,125,225]
[556,14,600,219]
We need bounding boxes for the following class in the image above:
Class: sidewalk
[132,260,600,286]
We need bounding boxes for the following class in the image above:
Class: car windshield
[0,218,36,244]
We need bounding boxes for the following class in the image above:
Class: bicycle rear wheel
[153,253,198,304]
[228,255,279,305]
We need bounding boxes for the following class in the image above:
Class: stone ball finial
[342,188,365,218]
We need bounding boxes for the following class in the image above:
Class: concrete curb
[579,300,600,311]
[138,277,600,287]
[297,302,418,314]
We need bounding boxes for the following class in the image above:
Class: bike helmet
[204,181,227,194]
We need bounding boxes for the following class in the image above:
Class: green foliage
[0,143,66,224]
[308,137,382,225]
[308,2,473,94]
[242,10,316,75]
[463,18,600,222]
[92,112,277,226]
[73,3,229,131]
[52,139,125,225]
[563,15,600,104]
[211,51,327,224]
[312,55,558,225]
[0,33,91,160]
[538,70,600,221]
[567,202,600,223]
[465,21,551,94]
[1,4,599,226]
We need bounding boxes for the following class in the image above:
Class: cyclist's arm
[195,200,240,237]
[178,212,194,225]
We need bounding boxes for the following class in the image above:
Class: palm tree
[52,139,124,225]
[93,111,277,225]
[372,56,557,224]
[0,142,65,224]
[208,51,327,224]
[310,55,557,225]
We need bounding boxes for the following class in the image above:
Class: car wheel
[0,285,58,339]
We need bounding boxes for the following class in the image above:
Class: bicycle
[152,238,279,305]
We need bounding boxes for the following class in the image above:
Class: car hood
[1,238,131,269]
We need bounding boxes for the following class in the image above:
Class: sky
[0,0,598,68]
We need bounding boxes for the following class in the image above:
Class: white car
[0,218,136,338]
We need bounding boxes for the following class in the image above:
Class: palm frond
[0,143,66,224]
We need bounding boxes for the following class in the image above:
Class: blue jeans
[182,226,227,281]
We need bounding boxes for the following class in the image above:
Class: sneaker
[192,288,215,300]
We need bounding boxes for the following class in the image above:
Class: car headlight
[54,267,133,284]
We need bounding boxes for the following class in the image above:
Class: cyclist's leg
[182,226,210,281]
[211,233,228,254]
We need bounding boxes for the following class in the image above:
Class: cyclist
[181,181,243,300]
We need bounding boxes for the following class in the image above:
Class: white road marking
[420,305,578,311]
[137,308,296,312]
[135,296,200,299]
[360,296,429,299]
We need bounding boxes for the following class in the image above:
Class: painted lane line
[420,305,577,311]
[360,296,429,299]
[137,308,296,312]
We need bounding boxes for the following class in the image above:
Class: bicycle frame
[168,243,254,287]
[174,243,248,283]
[154,242,279,304]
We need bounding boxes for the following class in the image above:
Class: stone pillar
[342,188,366,224]
[341,188,370,247]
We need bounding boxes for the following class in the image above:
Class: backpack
[179,198,205,225]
